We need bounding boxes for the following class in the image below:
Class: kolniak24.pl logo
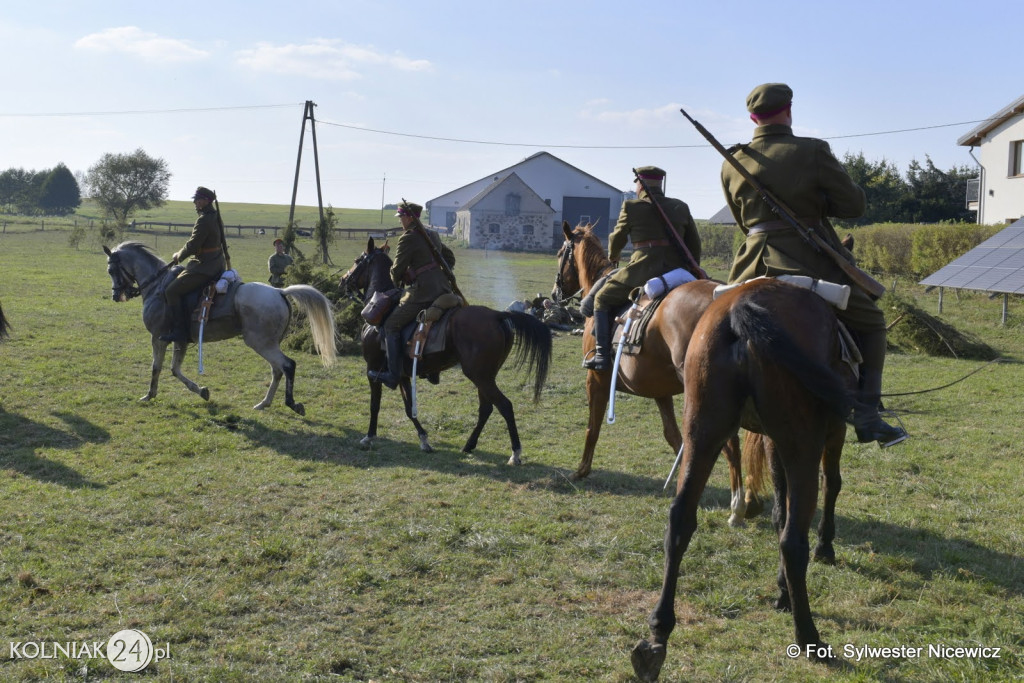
[10,629,169,672]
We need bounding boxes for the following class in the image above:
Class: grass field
[0,217,1021,681]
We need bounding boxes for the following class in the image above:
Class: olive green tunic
[164,205,226,306]
[721,123,884,332]
[268,251,293,287]
[383,226,457,334]
[594,187,701,311]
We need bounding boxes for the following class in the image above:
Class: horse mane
[114,241,165,268]
[574,223,612,278]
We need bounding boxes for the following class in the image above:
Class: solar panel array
[918,219,1024,294]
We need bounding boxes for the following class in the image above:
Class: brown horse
[340,237,552,464]
[0,300,9,342]
[553,222,758,523]
[631,277,853,680]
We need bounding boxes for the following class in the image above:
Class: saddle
[171,266,243,341]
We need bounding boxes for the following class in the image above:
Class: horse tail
[501,311,552,402]
[741,431,769,501]
[729,299,854,421]
[281,285,338,367]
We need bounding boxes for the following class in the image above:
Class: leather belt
[747,217,823,236]
[633,239,670,249]
[199,246,222,254]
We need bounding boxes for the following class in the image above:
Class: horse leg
[631,432,723,682]
[722,433,747,527]
[461,388,494,457]
[398,378,432,452]
[142,337,168,402]
[169,343,210,401]
[360,376,383,448]
[573,370,611,480]
[813,423,845,564]
[772,438,830,657]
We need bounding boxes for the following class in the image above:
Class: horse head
[552,220,609,302]
[339,236,394,302]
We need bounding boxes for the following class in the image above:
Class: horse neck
[122,248,165,300]
[576,239,613,293]
[366,256,395,298]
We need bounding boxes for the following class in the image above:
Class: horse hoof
[507,450,522,466]
[727,515,746,528]
[291,403,306,416]
[745,496,765,518]
[570,471,589,481]
[359,436,374,449]
[813,546,836,565]
[253,403,267,411]
[139,394,154,403]
[419,436,433,453]
[630,639,666,681]
[200,387,210,401]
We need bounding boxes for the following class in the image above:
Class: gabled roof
[919,218,1024,293]
[957,95,1024,147]
[459,172,555,213]
[708,205,737,225]
[431,151,621,202]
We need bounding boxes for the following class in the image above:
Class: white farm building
[426,152,624,252]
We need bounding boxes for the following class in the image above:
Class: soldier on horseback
[160,186,226,343]
[585,166,702,371]
[721,83,906,447]
[367,201,457,389]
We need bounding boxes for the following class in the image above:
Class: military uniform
[585,166,701,370]
[369,201,457,389]
[161,186,226,342]
[268,240,293,287]
[722,83,905,446]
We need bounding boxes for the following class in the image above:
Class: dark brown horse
[631,277,853,680]
[0,300,9,342]
[553,222,758,524]
[340,237,552,464]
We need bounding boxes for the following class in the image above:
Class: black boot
[368,333,403,389]
[159,301,190,343]
[854,329,908,447]
[582,310,613,371]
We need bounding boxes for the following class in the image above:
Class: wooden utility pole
[288,100,325,227]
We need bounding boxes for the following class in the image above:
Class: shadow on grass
[0,407,107,489]
[215,410,736,503]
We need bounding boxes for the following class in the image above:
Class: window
[488,222,500,234]
[522,224,534,235]
[1011,140,1024,177]
[505,193,521,216]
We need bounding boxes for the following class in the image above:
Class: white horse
[104,242,336,414]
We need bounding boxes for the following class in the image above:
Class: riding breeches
[164,271,209,308]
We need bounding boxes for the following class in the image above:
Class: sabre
[410,322,424,418]
[606,303,638,424]
[198,318,206,374]
[663,443,685,491]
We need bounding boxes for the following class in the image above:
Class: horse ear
[367,236,374,252]
[562,221,573,240]
[103,245,112,256]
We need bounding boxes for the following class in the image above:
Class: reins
[108,250,170,301]
[882,356,1004,398]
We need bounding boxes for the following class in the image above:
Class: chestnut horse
[553,222,758,524]
[631,277,853,680]
[339,237,552,464]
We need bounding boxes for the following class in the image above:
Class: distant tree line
[0,163,82,216]
[840,152,977,225]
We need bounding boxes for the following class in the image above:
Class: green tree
[842,152,907,225]
[38,163,82,216]
[85,148,170,226]
[905,156,975,224]
[315,205,338,265]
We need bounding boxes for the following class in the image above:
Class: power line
[0,103,301,117]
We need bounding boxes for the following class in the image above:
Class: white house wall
[977,116,1024,225]
[427,153,623,231]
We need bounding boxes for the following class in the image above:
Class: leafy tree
[0,168,43,214]
[314,205,338,265]
[841,152,907,226]
[84,148,170,226]
[38,163,82,216]
[905,156,975,224]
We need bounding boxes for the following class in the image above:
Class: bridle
[553,237,580,303]
[339,248,384,303]
[106,250,169,302]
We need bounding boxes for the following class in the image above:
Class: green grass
[0,224,1021,681]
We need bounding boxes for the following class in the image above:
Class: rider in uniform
[721,82,906,446]
[160,186,226,343]
[268,238,293,287]
[586,166,701,371]
[368,201,457,389]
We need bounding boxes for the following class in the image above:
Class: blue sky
[2,0,1020,220]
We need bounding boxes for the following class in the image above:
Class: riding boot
[159,301,190,343]
[853,329,908,447]
[368,332,403,390]
[582,309,613,371]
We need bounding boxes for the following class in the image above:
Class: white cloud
[580,102,686,127]
[74,26,209,63]
[234,39,433,81]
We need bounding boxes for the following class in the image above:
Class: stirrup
[855,410,908,448]
[582,354,610,371]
